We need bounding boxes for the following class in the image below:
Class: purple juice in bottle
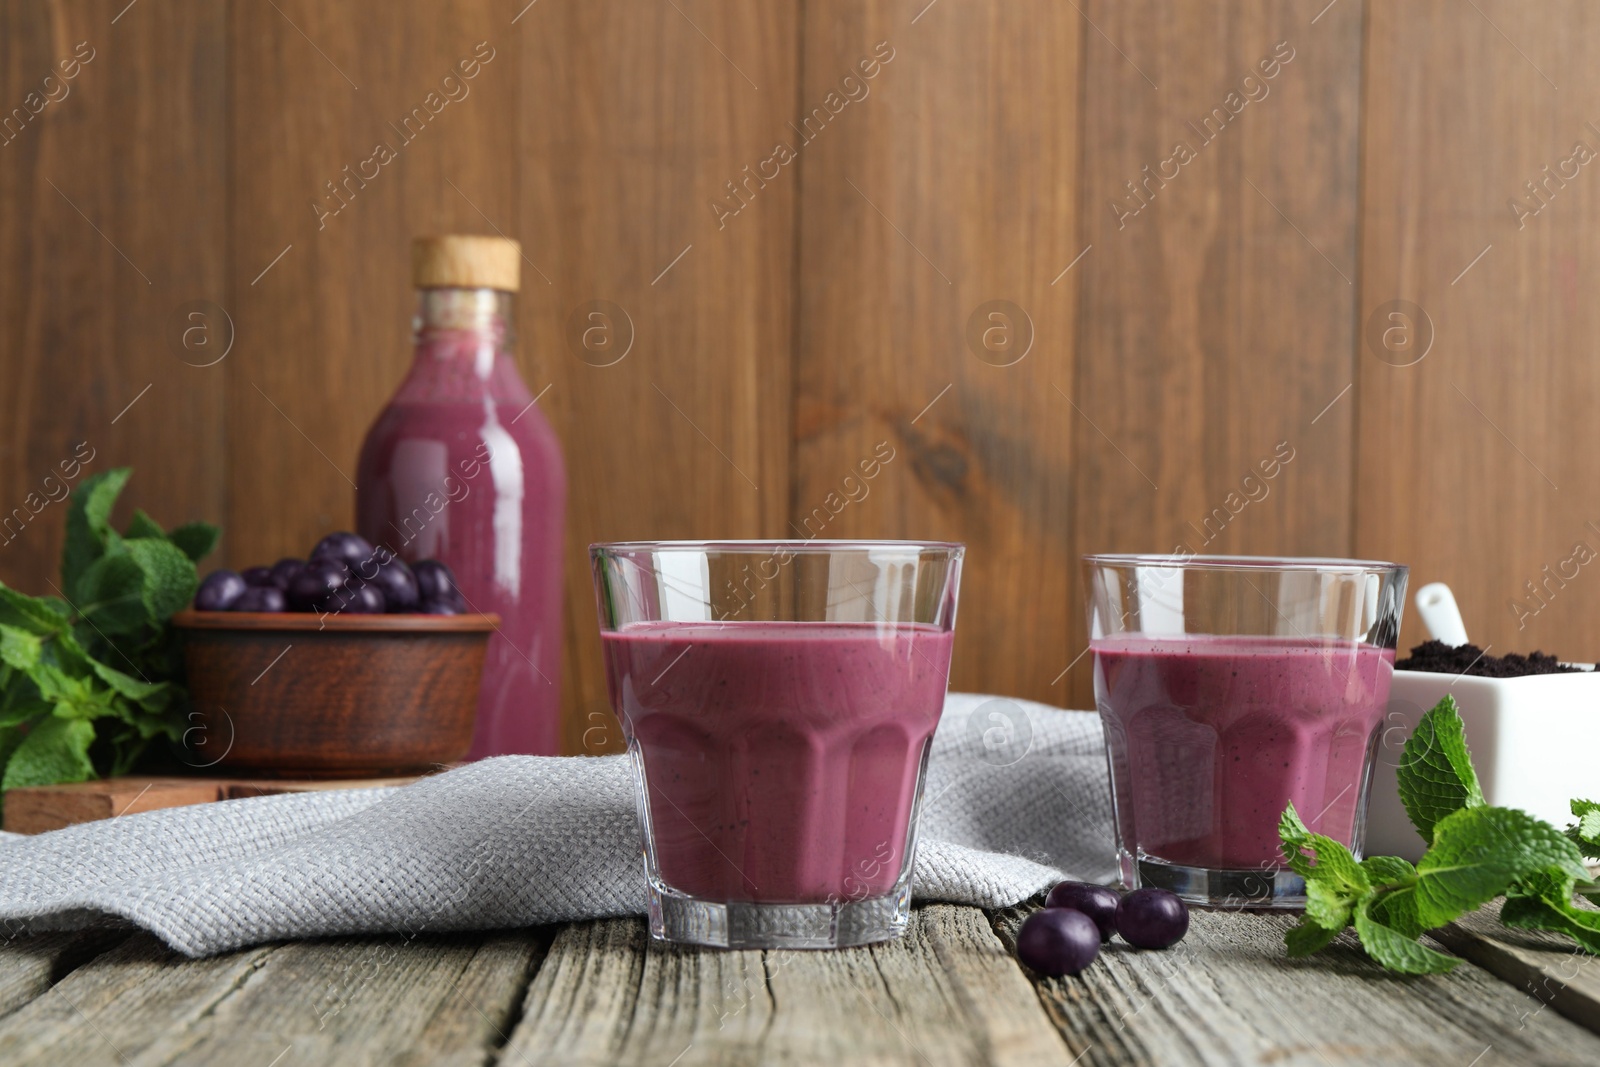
[357,236,566,756]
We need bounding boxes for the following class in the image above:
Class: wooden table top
[1,900,1597,1066]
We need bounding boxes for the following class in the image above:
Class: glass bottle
[357,235,566,756]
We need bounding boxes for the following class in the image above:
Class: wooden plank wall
[1,0,1596,747]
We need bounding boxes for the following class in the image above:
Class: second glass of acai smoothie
[592,540,963,949]
[1084,554,1407,908]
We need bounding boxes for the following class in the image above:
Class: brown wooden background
[3,0,1596,753]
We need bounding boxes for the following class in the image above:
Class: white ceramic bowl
[1364,666,1600,861]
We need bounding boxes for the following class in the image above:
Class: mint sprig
[0,469,217,800]
[1395,692,1485,844]
[1281,694,1600,973]
[1566,798,1600,859]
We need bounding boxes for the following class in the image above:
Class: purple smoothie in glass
[1094,634,1394,870]
[602,620,954,902]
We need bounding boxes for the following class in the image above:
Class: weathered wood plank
[1,908,1598,1065]
[2,773,424,835]
[0,0,229,588]
[995,904,1600,1066]
[793,1,1081,707]
[501,906,1070,1066]
[1357,0,1600,655]
[229,0,520,607]
[0,929,542,1067]
[143,931,546,1067]
[0,932,277,1066]
[1068,0,1363,709]
[1434,899,1600,1036]
[0,930,126,1021]
[517,0,802,754]
[761,904,1073,1066]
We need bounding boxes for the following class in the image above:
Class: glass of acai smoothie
[592,540,963,948]
[1084,554,1407,908]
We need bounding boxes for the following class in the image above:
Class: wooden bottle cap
[411,235,520,292]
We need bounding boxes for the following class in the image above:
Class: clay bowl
[172,609,499,777]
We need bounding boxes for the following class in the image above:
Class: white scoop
[1415,582,1469,646]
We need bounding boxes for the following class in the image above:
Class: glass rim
[591,539,965,555]
[1083,552,1406,573]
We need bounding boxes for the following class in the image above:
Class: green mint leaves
[1280,693,1600,974]
[1395,694,1485,844]
[1281,798,1458,974]
[0,469,216,799]
[1567,799,1600,859]
[1413,806,1588,927]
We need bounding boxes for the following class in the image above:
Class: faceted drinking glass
[1084,554,1407,907]
[592,540,963,948]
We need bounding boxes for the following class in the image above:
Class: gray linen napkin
[0,693,1114,957]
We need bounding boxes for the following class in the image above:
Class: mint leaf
[1502,871,1600,953]
[62,468,131,599]
[1304,835,1368,895]
[1567,799,1600,859]
[1305,877,1360,930]
[1360,855,1418,886]
[1279,803,1368,893]
[1368,886,1427,938]
[0,626,42,671]
[1,717,95,790]
[1279,803,1370,929]
[1285,916,1344,957]
[0,587,69,637]
[75,552,149,634]
[29,663,89,704]
[0,470,205,796]
[0,725,23,776]
[1279,803,1315,877]
[88,659,165,703]
[1502,896,1600,953]
[75,537,196,638]
[1353,896,1459,974]
[1397,695,1484,845]
[167,521,219,564]
[123,509,167,541]
[43,628,95,678]
[1412,806,1590,929]
[124,538,198,621]
[0,697,49,729]
[41,673,118,722]
[1579,812,1600,845]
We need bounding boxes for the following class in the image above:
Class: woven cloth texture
[0,693,1114,957]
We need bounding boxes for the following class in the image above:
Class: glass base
[646,878,913,949]
[1122,850,1308,909]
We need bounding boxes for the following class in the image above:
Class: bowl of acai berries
[1366,640,1600,861]
[172,532,498,777]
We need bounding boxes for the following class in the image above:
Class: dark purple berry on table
[419,598,462,615]
[1115,888,1189,950]
[412,559,461,605]
[232,586,287,613]
[1016,908,1100,977]
[194,570,247,611]
[309,531,375,568]
[268,557,305,589]
[240,566,276,588]
[287,559,349,612]
[1045,881,1122,942]
[368,557,420,612]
